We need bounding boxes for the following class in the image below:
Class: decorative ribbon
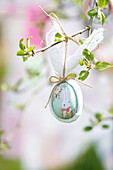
[45,74,92,108]
[61,106,71,116]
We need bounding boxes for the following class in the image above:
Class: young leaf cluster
[78,49,94,81]
[26,68,39,78]
[95,61,112,71]
[55,32,63,42]
[87,0,109,25]
[1,79,23,92]
[17,37,35,62]
[84,108,113,132]
[79,48,112,81]
[9,102,25,111]
[54,32,69,42]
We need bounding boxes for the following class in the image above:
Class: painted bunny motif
[61,88,71,118]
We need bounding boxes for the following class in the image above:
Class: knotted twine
[40,8,92,108]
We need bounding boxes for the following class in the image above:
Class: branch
[35,41,61,54]
[23,6,91,57]
[34,26,90,54]
[71,26,90,37]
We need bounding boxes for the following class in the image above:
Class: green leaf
[1,83,16,92]
[108,108,113,117]
[79,60,84,66]
[87,9,98,18]
[55,32,62,39]
[18,105,25,111]
[55,32,63,42]
[9,102,25,111]
[1,80,22,92]
[19,38,25,51]
[98,12,105,25]
[79,60,88,67]
[95,113,103,122]
[90,119,94,124]
[1,83,9,91]
[79,39,83,45]
[26,69,39,78]
[98,0,109,8]
[95,62,112,71]
[82,49,94,62]
[101,12,105,25]
[78,70,89,81]
[26,46,35,53]
[26,36,32,48]
[84,126,93,131]
[102,124,109,129]
[83,61,89,67]
[23,56,28,62]
[17,50,24,56]
[68,74,76,79]
[55,38,63,42]
[0,143,10,151]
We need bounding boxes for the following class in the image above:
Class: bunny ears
[46,19,104,77]
[63,88,69,100]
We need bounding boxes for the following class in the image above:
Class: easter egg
[50,80,83,123]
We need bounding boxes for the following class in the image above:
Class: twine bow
[45,74,92,108]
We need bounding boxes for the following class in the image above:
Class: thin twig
[73,78,92,88]
[34,41,61,53]
[71,26,90,37]
[25,6,91,57]
[33,26,90,54]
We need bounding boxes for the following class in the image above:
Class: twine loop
[45,74,92,108]
[49,73,77,84]
[45,73,76,108]
[38,6,92,108]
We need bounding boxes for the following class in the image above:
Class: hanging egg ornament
[50,80,83,123]
[46,14,104,123]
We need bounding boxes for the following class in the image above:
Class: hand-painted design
[61,88,71,118]
[53,86,62,100]
[51,82,78,120]
[53,84,67,100]
[61,106,71,117]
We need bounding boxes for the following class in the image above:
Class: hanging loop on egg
[45,74,92,108]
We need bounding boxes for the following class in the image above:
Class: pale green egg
[50,80,83,123]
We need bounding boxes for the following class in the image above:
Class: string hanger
[38,6,92,108]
